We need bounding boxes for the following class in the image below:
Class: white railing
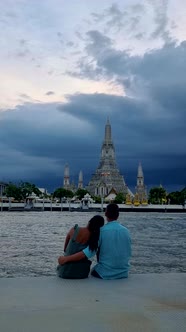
[0,202,185,211]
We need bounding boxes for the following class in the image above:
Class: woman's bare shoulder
[68,227,75,237]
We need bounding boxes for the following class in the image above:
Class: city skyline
[0,0,186,193]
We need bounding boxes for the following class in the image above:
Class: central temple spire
[87,119,129,197]
[104,117,112,142]
[100,118,116,169]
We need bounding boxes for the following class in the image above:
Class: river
[0,211,185,277]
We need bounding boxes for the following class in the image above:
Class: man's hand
[58,251,86,265]
[58,256,68,265]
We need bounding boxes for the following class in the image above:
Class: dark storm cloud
[19,94,33,100]
[84,29,183,80]
[68,31,186,131]
[45,91,55,96]
[149,0,173,43]
[0,85,185,191]
[71,30,186,121]
[59,92,185,161]
[19,39,27,46]
[102,3,126,31]
[91,3,145,33]
[0,102,101,189]
[16,50,30,58]
[90,1,175,42]
[1,34,186,191]
[130,4,145,14]
[67,30,113,79]
[134,33,144,40]
[57,31,64,44]
[0,103,92,159]
[86,30,113,51]
[66,41,74,47]
[64,33,186,190]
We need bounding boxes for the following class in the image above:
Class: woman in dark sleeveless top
[57,215,104,279]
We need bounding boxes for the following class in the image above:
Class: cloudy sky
[0,0,186,193]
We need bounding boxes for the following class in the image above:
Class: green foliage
[53,187,74,199]
[93,196,101,203]
[20,182,43,199]
[148,186,167,204]
[167,187,186,205]
[5,183,23,201]
[114,193,126,204]
[32,185,43,197]
[5,182,42,201]
[75,188,89,200]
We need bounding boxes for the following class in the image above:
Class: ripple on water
[0,211,185,277]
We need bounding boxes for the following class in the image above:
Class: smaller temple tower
[63,164,83,192]
[135,162,147,204]
[78,170,83,189]
[63,163,70,189]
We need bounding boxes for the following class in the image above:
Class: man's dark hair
[105,203,119,220]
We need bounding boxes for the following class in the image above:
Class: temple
[62,121,147,201]
[63,163,70,189]
[78,171,83,189]
[87,119,129,197]
[133,162,148,205]
[63,163,75,192]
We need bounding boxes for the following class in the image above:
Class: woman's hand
[58,256,68,265]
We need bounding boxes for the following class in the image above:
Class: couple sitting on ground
[57,203,131,280]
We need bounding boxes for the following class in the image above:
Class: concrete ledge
[0,273,186,332]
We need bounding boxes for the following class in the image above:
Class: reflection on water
[0,211,185,277]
